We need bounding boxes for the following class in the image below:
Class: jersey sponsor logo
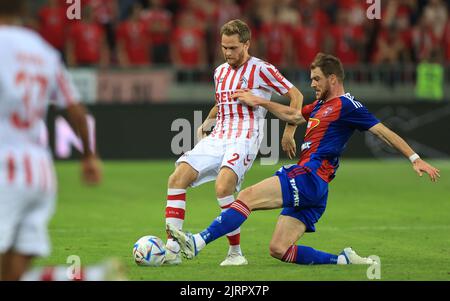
[289,178,300,207]
[301,141,312,151]
[273,69,285,82]
[305,118,320,136]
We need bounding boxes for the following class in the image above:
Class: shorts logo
[289,178,300,207]
[305,118,320,136]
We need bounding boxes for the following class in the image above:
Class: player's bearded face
[221,34,249,68]
[310,68,330,100]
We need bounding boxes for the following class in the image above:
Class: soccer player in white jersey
[0,1,102,280]
[164,19,304,266]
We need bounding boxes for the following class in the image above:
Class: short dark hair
[310,53,345,82]
[0,0,24,16]
[220,19,251,43]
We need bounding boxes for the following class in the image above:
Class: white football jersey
[0,25,80,190]
[0,25,79,147]
[211,56,293,140]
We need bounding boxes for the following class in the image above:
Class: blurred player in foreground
[164,19,304,266]
[167,53,440,266]
[0,1,114,281]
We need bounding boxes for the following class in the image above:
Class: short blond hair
[220,19,251,43]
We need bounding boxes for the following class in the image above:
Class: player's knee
[269,243,286,260]
[236,187,255,209]
[215,183,234,198]
[168,172,189,189]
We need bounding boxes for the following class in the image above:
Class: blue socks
[200,200,251,244]
[282,245,338,265]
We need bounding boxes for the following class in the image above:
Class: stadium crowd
[26,0,449,70]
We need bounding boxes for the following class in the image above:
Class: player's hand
[197,125,208,142]
[81,154,102,185]
[412,159,440,182]
[232,89,260,107]
[282,133,296,159]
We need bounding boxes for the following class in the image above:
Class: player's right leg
[167,176,284,259]
[0,251,34,281]
[164,162,198,265]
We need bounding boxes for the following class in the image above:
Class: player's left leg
[215,167,247,266]
[167,176,284,259]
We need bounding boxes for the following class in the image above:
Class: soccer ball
[132,235,166,266]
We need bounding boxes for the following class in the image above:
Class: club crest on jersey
[305,118,320,136]
[239,77,248,85]
[322,106,333,117]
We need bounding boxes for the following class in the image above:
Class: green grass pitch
[34,159,450,281]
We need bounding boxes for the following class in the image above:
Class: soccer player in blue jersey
[167,53,440,265]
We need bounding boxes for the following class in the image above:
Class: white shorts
[0,146,56,257]
[0,186,56,257]
[176,135,262,191]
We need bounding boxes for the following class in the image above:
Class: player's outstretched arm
[66,104,102,185]
[232,89,306,126]
[369,123,440,182]
[281,87,304,159]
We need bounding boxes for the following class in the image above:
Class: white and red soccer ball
[132,235,166,266]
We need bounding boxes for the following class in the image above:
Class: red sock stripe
[165,207,185,219]
[41,267,55,281]
[24,154,32,186]
[226,233,240,246]
[221,203,232,210]
[282,245,298,263]
[230,200,251,218]
[167,193,186,201]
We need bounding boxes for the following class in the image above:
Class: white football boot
[220,252,248,266]
[166,223,198,260]
[338,247,375,265]
[163,247,182,265]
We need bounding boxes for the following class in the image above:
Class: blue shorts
[275,165,328,232]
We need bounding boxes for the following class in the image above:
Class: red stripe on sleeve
[267,67,290,91]
[259,70,283,95]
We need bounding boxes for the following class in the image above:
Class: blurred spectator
[444,20,450,62]
[66,5,110,67]
[292,14,323,68]
[373,25,410,64]
[141,0,173,64]
[422,0,448,41]
[259,8,292,68]
[416,48,444,101]
[170,9,207,70]
[37,0,69,59]
[116,2,151,67]
[325,9,364,66]
[412,15,440,62]
[84,0,119,52]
